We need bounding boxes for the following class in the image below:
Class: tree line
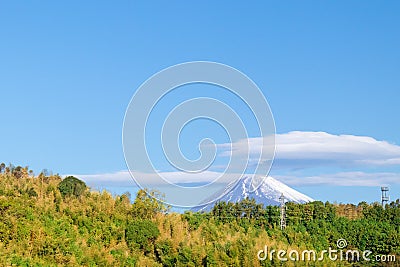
[0,165,398,266]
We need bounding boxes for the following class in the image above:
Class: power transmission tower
[279,193,286,230]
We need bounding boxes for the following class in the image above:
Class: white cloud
[275,172,400,186]
[219,131,400,168]
[73,170,132,186]
[70,131,400,188]
[71,170,400,188]
[70,170,241,187]
[276,131,400,163]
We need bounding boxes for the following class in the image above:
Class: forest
[0,164,399,266]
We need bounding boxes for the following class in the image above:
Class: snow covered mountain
[192,176,314,212]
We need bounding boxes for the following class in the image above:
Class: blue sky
[1,1,399,204]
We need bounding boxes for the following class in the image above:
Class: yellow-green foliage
[0,169,398,266]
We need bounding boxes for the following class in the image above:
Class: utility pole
[279,193,286,230]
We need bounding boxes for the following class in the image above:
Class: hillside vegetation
[0,164,399,266]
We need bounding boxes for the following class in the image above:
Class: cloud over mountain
[71,131,400,188]
[219,131,400,169]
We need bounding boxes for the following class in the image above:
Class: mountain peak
[192,176,314,212]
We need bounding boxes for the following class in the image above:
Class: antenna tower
[381,187,389,209]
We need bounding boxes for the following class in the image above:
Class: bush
[57,176,87,198]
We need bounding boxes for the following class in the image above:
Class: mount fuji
[192,176,314,212]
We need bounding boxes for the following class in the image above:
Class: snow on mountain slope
[192,176,314,212]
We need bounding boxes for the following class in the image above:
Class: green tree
[0,163,5,173]
[12,165,24,178]
[155,239,176,266]
[125,219,160,254]
[57,176,87,198]
[131,189,169,219]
